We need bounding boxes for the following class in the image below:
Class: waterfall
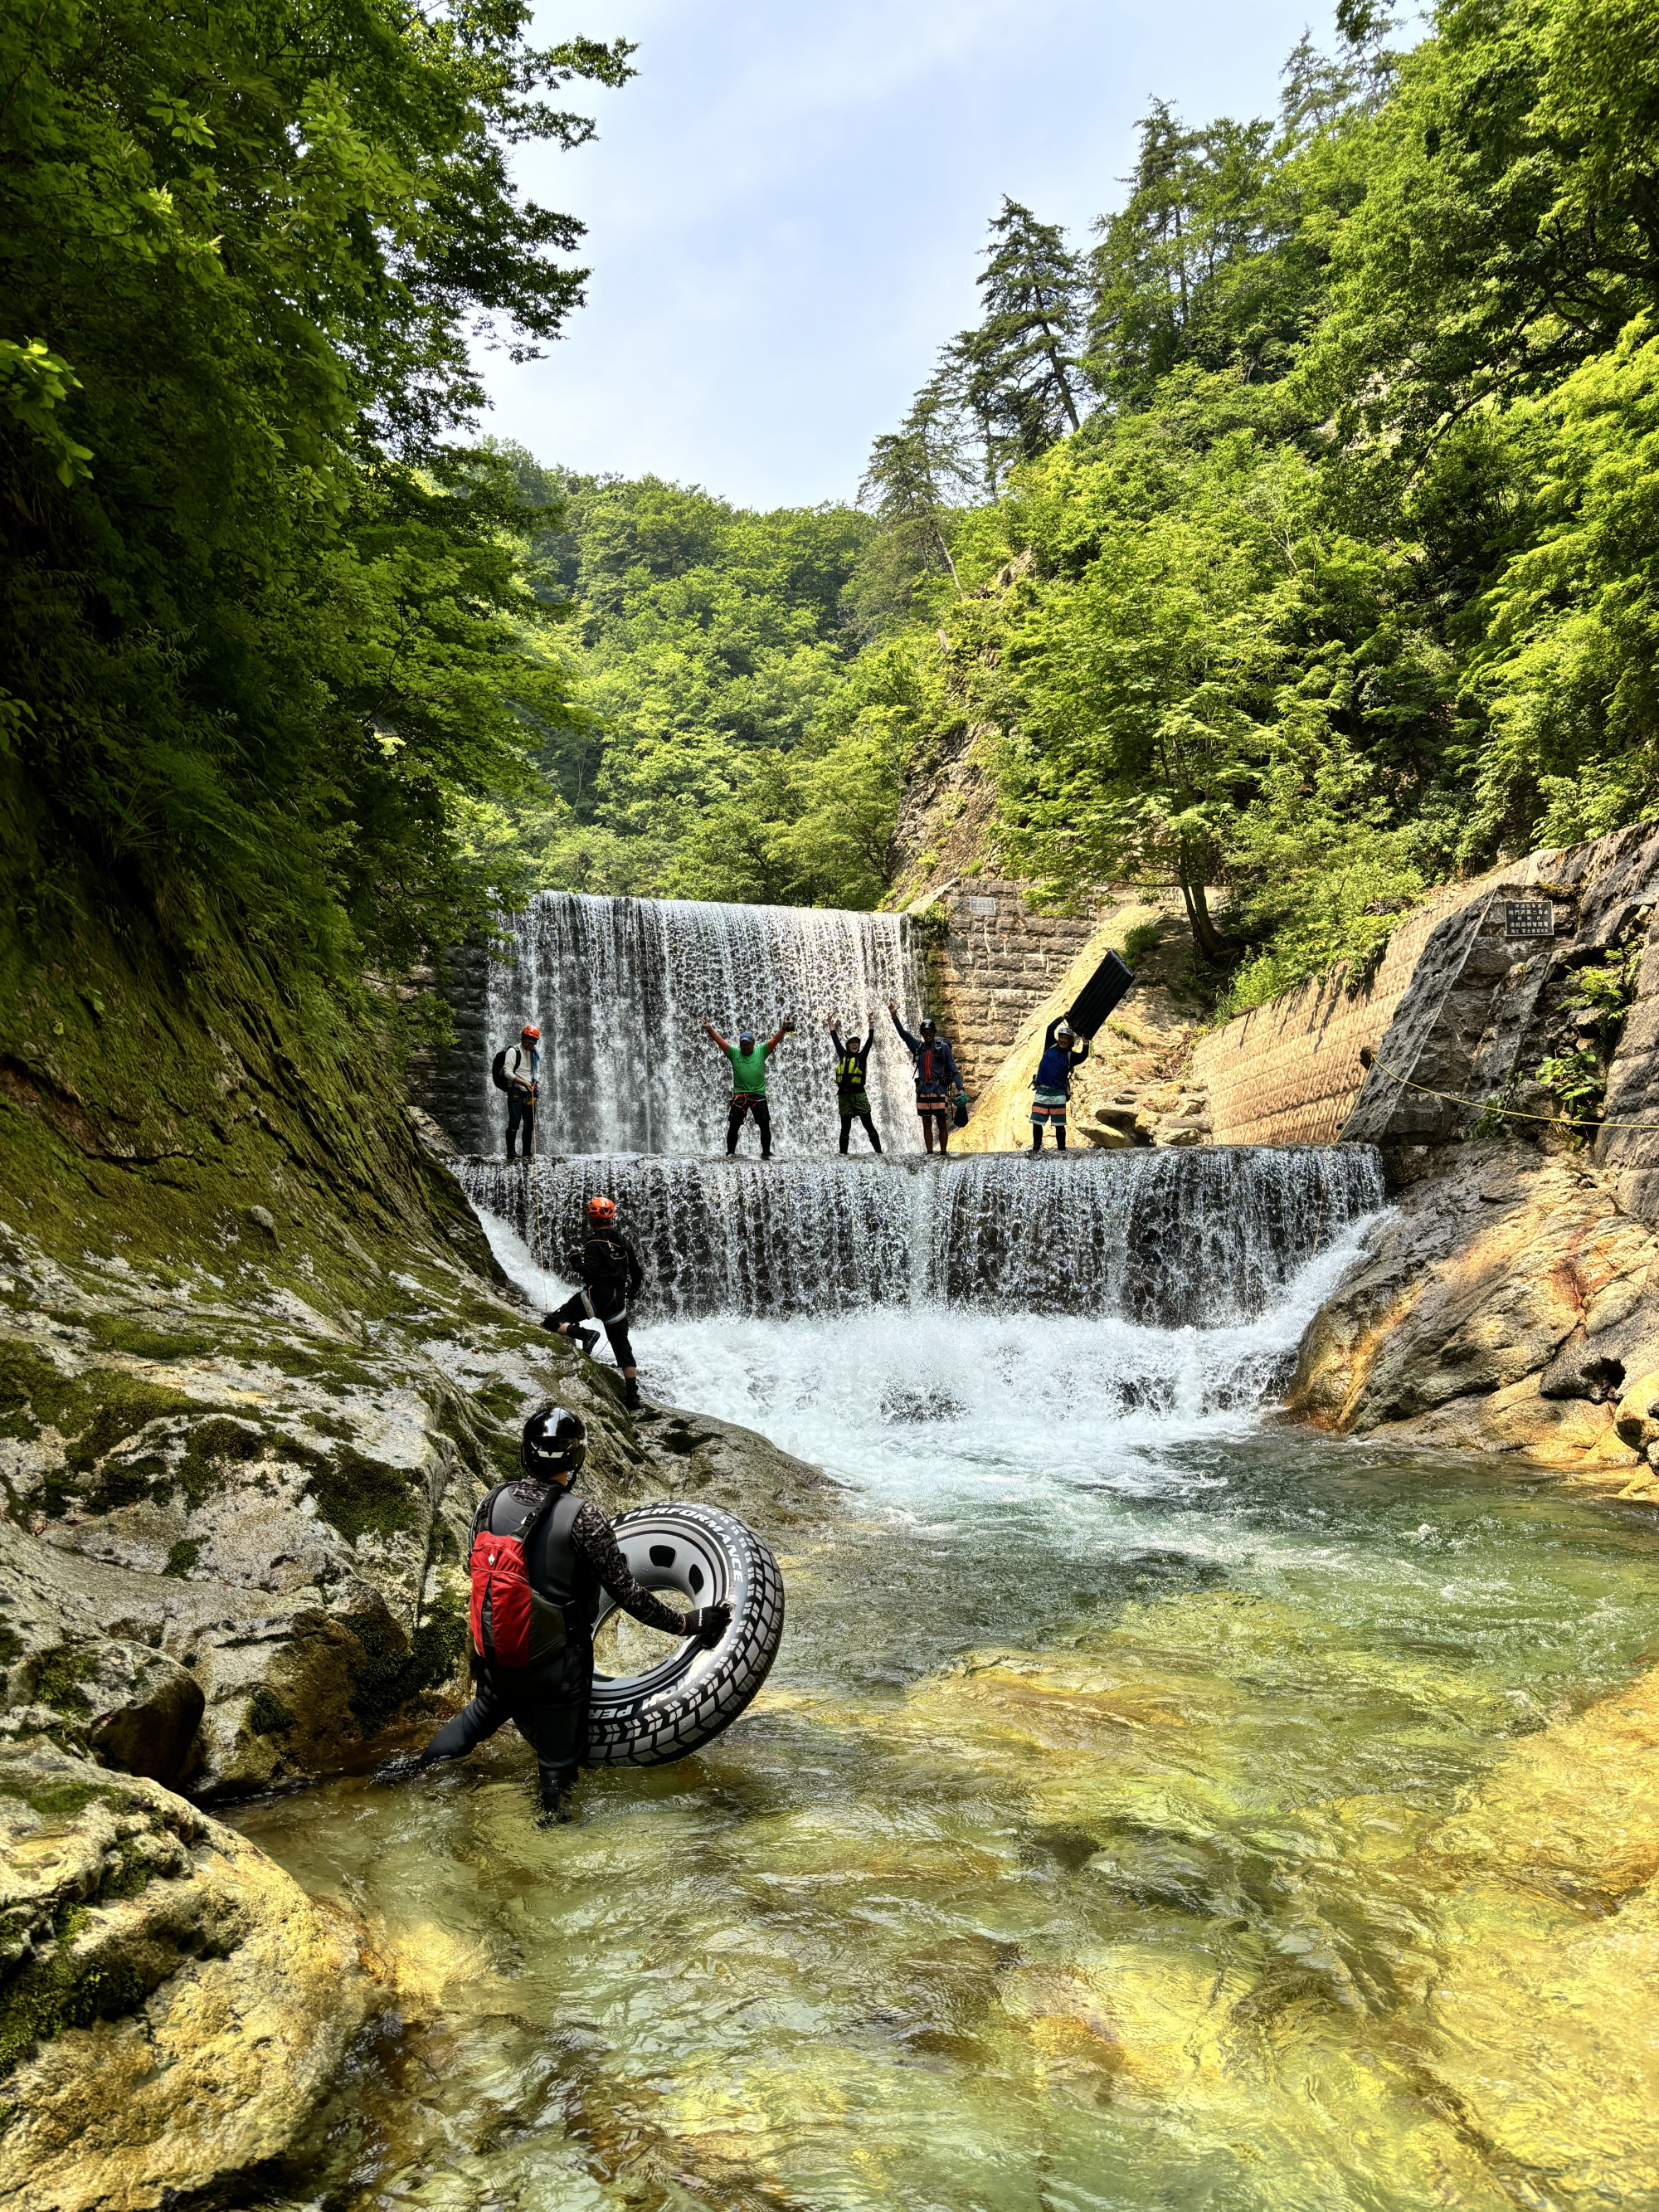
[456,892,926,1157]
[456,1147,1386,1328]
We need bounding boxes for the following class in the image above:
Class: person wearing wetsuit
[1030,1017,1088,1152]
[887,1001,963,1155]
[412,1406,732,1824]
[503,1024,540,1162]
[702,1017,793,1159]
[543,1194,645,1409]
[826,1011,882,1155]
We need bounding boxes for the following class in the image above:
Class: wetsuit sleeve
[622,1232,644,1298]
[1044,1019,1059,1050]
[891,1012,920,1053]
[571,1503,688,1635]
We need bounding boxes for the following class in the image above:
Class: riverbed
[235,1282,1659,2210]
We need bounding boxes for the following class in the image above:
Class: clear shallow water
[237,1269,1659,2211]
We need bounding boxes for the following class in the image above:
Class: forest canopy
[7,0,1659,1016]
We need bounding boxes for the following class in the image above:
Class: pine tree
[955,198,1087,466]
[857,382,973,592]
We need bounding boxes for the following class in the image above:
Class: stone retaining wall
[1190,879,1485,1146]
[919,877,1107,1096]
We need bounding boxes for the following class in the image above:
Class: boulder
[0,1737,392,2212]
[1288,1144,1659,1474]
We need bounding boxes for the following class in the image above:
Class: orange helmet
[521,1024,541,1041]
[586,1194,616,1224]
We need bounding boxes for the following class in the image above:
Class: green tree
[0,0,629,963]
[956,198,1087,465]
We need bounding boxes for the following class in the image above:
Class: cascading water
[239,897,1659,2210]
[461,890,926,1156]
[460,1145,1386,1326]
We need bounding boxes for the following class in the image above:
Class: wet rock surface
[1287,1143,1659,1488]
[0,1737,392,2212]
[0,1219,823,1798]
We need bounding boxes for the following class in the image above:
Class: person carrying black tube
[702,1016,793,1158]
[825,1010,882,1155]
[406,1406,731,1825]
[888,1001,964,1156]
[1029,1017,1088,1152]
[543,1194,645,1410]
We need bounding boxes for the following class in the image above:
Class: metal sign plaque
[967,896,996,918]
[1505,900,1554,940]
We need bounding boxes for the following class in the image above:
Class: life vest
[468,1485,581,1668]
[1036,1044,1076,1093]
[834,1050,865,1089]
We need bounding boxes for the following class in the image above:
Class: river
[234,1211,1659,2210]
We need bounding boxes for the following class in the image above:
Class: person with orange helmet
[543,1191,645,1409]
[495,1022,541,1162]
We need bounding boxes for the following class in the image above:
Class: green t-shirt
[727,1040,769,1094]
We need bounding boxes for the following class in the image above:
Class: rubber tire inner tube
[586,1503,785,1766]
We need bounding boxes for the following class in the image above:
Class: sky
[484,1,1341,509]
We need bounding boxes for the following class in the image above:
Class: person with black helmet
[411,1406,732,1824]
[701,1016,794,1160]
[825,1010,882,1155]
[542,1193,645,1409]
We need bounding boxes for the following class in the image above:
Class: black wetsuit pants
[839,1112,880,1153]
[419,1644,591,1805]
[548,1288,635,1370]
[726,1094,771,1157]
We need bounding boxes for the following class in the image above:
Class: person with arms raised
[1029,1017,1088,1152]
[825,1010,883,1155]
[888,1002,964,1156]
[702,1016,793,1159]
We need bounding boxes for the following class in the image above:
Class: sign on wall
[1504,901,1554,940]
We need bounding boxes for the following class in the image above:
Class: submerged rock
[0,1737,392,2212]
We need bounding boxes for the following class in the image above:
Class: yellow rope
[1352,1055,1659,1133]
[527,1093,549,1308]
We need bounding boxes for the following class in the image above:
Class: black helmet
[522,1404,586,1484]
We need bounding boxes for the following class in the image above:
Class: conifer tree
[857,383,972,592]
[955,198,1087,466]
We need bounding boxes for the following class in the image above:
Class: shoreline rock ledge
[0,1737,393,2212]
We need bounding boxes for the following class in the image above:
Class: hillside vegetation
[6,0,1659,1026]
[497,0,1659,1012]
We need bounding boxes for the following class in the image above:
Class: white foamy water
[465,890,927,1156]
[474,1186,1385,1513]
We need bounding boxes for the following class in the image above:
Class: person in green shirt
[702,1018,794,1159]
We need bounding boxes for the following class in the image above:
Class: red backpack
[469,1486,577,1668]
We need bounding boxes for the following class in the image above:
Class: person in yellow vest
[825,1011,882,1154]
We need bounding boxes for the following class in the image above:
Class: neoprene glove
[689,1601,732,1646]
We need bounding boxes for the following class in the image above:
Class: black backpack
[491,1048,509,1093]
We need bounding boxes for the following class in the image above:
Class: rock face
[1287,1143,1659,1487]
[0,1217,825,1799]
[0,1737,391,2212]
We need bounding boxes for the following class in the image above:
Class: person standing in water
[500,1024,540,1162]
[1029,1017,1088,1152]
[825,1011,882,1155]
[888,1002,963,1155]
[702,1017,793,1159]
[410,1406,731,1825]
[542,1194,645,1410]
